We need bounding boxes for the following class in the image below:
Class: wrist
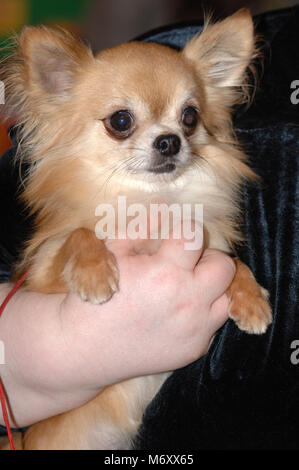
[0,285,78,426]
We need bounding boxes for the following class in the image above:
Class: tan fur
[0,432,23,450]
[28,228,119,303]
[0,9,272,449]
[21,374,168,450]
[228,259,272,334]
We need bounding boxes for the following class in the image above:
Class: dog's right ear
[0,26,93,120]
[19,26,92,95]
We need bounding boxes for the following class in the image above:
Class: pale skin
[0,234,235,428]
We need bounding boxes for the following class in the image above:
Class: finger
[209,293,230,330]
[106,238,139,258]
[156,221,204,270]
[195,249,236,305]
[204,294,230,354]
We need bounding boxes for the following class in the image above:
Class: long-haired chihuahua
[0,9,272,449]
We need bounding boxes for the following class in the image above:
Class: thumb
[194,249,236,305]
[209,294,230,331]
[156,220,204,270]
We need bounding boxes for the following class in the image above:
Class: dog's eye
[107,110,134,138]
[182,107,199,135]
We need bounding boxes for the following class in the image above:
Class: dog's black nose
[154,134,181,157]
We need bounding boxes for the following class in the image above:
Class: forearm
[0,277,161,428]
[0,284,102,427]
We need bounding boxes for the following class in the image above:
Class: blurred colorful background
[0,0,87,41]
[1,0,298,154]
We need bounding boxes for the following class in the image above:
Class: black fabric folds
[0,6,298,448]
[135,6,299,450]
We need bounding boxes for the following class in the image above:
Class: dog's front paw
[229,285,272,334]
[63,249,119,304]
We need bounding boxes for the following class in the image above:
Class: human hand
[0,229,235,427]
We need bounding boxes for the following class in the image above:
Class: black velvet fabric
[135,6,299,450]
[0,136,32,284]
[0,7,298,448]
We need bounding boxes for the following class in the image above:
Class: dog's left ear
[182,8,255,89]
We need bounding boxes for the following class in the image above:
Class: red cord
[0,380,15,450]
[0,270,30,450]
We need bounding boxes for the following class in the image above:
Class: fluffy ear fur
[0,26,92,121]
[183,9,255,88]
[182,9,257,136]
[20,26,91,95]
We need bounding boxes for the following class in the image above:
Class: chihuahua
[0,9,272,449]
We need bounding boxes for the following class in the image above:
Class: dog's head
[1,9,257,207]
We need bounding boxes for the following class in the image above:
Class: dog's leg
[227,259,272,334]
[59,228,119,304]
[23,374,168,450]
[0,432,23,450]
[28,228,119,304]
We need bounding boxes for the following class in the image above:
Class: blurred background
[0,0,298,153]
